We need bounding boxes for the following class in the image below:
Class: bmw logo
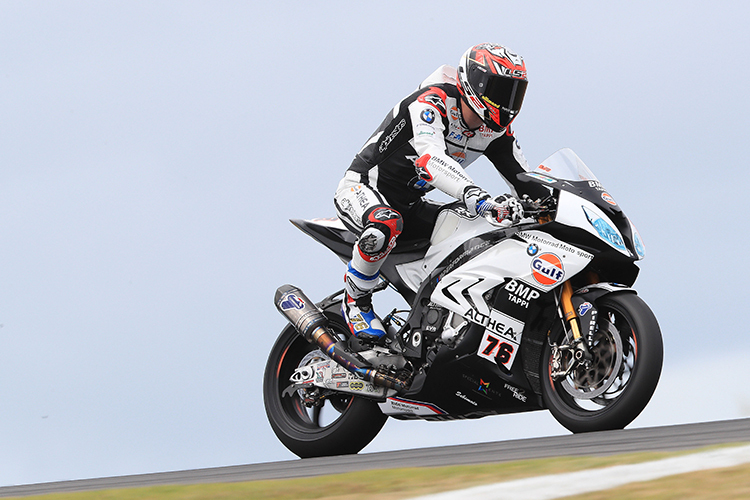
[527,243,539,256]
[421,108,435,124]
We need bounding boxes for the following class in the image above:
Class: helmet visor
[475,73,527,128]
[483,75,527,114]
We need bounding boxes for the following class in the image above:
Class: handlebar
[482,195,557,227]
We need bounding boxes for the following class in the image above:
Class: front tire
[263,311,388,458]
[541,292,663,433]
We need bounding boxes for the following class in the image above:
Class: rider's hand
[462,186,494,217]
[463,186,524,225]
[490,194,524,226]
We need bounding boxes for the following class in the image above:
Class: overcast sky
[1,1,749,487]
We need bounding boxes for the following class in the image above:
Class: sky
[1,0,750,487]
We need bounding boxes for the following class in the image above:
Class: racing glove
[492,194,524,225]
[463,186,524,225]
[462,186,494,217]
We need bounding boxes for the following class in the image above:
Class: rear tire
[541,292,663,432]
[263,311,388,458]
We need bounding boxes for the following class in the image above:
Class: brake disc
[561,319,623,400]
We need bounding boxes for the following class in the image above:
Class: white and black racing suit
[334,65,546,299]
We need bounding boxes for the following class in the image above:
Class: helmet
[457,43,528,131]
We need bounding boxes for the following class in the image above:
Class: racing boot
[342,262,386,343]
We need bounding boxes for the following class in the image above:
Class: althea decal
[464,307,524,342]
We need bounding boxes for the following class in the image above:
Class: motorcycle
[264,148,663,458]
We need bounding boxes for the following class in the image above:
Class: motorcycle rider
[334,43,548,343]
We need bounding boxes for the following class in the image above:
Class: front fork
[550,280,593,379]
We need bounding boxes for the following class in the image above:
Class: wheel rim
[551,305,636,412]
[561,318,623,399]
[276,326,355,431]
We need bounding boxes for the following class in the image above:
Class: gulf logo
[602,192,617,206]
[531,253,565,286]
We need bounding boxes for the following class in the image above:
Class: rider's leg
[334,177,404,341]
[342,205,402,341]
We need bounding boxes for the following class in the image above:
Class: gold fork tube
[560,281,582,340]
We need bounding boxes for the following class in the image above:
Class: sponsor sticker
[455,391,478,406]
[477,332,519,368]
[504,383,528,403]
[380,398,446,416]
[526,172,557,184]
[451,151,466,163]
[378,118,406,153]
[418,87,448,116]
[578,302,593,316]
[505,279,541,308]
[279,293,304,311]
[602,192,617,205]
[531,253,565,286]
[478,379,490,394]
[421,108,435,124]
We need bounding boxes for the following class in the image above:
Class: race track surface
[2,418,750,497]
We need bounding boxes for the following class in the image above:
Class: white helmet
[457,43,528,131]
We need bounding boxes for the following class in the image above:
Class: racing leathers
[334,65,545,342]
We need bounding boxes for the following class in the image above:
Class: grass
[561,461,750,500]
[3,445,746,500]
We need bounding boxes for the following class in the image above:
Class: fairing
[287,148,648,419]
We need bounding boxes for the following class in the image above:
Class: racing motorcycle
[264,148,663,458]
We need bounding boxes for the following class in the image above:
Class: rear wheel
[541,292,663,432]
[263,311,388,458]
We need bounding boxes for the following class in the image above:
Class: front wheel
[541,292,663,433]
[263,310,388,458]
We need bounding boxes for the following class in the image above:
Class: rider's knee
[356,206,403,262]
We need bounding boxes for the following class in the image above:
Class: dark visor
[482,74,527,113]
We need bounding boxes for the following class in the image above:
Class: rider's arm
[484,130,550,201]
[407,87,476,200]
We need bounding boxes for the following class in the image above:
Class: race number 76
[477,332,518,368]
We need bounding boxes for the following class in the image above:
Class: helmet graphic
[457,43,528,131]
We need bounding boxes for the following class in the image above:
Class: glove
[491,194,524,225]
[462,186,494,217]
[463,186,523,225]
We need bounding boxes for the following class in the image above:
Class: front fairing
[518,148,645,261]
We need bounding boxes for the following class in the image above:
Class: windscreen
[532,148,598,182]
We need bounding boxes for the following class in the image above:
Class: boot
[342,291,386,342]
[342,262,386,342]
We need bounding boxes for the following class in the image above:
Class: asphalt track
[2,418,750,497]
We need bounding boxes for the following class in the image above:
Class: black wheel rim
[274,324,355,431]
[550,304,637,413]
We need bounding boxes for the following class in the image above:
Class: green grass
[561,461,750,500]
[4,445,746,500]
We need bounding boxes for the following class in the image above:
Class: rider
[334,43,547,343]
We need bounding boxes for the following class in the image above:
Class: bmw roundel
[421,108,435,124]
[527,243,539,256]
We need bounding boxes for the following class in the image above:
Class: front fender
[574,282,636,302]
[571,283,637,340]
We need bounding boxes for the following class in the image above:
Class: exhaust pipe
[274,284,409,392]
